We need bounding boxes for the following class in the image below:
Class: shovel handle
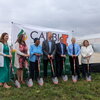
[37,57,41,77]
[73,57,76,76]
[50,59,55,76]
[62,57,65,75]
[87,58,90,75]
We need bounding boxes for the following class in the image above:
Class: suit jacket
[56,43,67,58]
[42,40,56,60]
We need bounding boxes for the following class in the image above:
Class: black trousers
[43,59,56,77]
[82,63,91,78]
[69,56,80,78]
[29,61,39,80]
[55,57,66,77]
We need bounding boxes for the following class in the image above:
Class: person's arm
[76,45,81,56]
[42,41,49,56]
[67,46,72,56]
[81,46,87,57]
[9,45,12,58]
[51,41,56,56]
[64,44,67,55]
[30,45,37,56]
[0,43,12,58]
[88,45,94,56]
[9,46,12,55]
[0,43,5,56]
[15,43,26,56]
[0,43,6,56]
[8,46,12,66]
[37,46,43,56]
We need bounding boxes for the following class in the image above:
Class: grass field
[0,73,100,100]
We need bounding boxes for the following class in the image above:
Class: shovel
[26,67,33,87]
[86,58,91,82]
[50,59,58,84]
[11,66,21,88]
[72,57,78,83]
[24,57,33,87]
[37,57,44,86]
[62,57,68,81]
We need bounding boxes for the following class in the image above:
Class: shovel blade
[15,80,21,88]
[62,75,68,82]
[52,77,58,84]
[27,79,33,87]
[86,76,91,82]
[72,75,77,83]
[38,78,44,86]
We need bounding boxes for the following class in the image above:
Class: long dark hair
[0,32,8,44]
[15,34,26,45]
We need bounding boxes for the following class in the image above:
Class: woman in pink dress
[14,34,29,85]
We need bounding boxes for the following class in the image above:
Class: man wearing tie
[67,37,80,82]
[55,37,67,78]
[42,32,56,81]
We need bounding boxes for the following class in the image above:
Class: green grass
[0,73,100,100]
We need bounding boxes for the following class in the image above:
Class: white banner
[11,22,72,48]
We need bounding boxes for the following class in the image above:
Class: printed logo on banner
[30,31,69,46]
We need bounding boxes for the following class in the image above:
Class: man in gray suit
[42,32,56,79]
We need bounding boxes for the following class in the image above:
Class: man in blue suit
[55,37,67,77]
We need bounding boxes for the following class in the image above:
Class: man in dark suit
[55,37,67,77]
[42,32,56,78]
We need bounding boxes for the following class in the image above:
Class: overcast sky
[0,0,100,36]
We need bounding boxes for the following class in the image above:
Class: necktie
[61,43,63,55]
[48,41,51,54]
[73,44,75,55]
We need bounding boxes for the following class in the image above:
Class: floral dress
[18,43,28,68]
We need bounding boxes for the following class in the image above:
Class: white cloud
[0,0,100,36]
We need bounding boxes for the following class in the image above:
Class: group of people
[0,32,94,88]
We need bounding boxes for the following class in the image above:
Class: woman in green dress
[0,33,12,88]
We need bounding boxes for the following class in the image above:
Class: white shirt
[81,45,94,64]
